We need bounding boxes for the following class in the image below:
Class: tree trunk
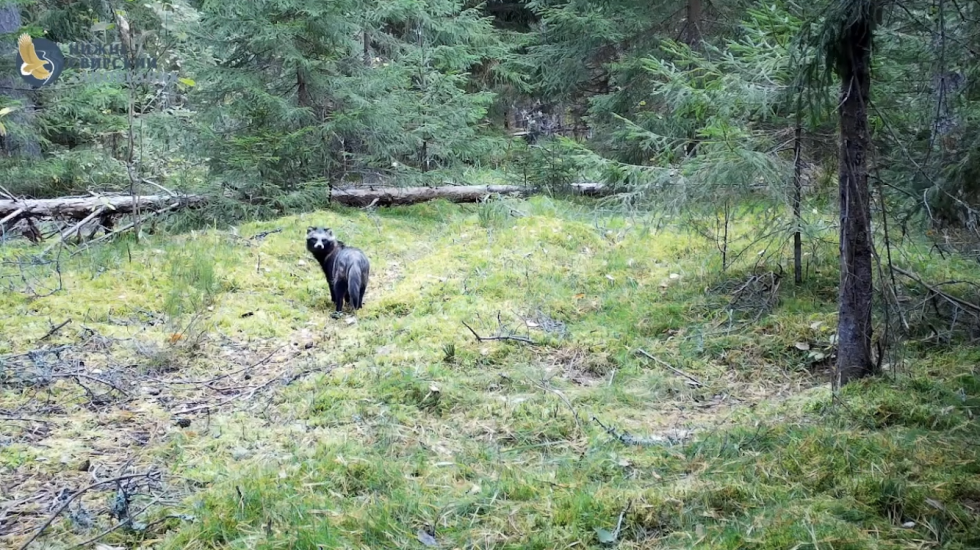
[835,5,877,386]
[363,29,371,66]
[685,0,702,46]
[297,70,310,108]
[0,2,42,160]
[0,1,18,32]
[682,0,703,157]
[793,106,804,286]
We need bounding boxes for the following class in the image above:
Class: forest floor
[1,195,979,549]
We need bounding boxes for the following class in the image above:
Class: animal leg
[328,281,339,309]
[333,279,348,313]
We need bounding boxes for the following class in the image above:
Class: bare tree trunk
[682,0,702,158]
[793,105,804,286]
[363,29,370,66]
[0,1,18,32]
[835,4,877,386]
[685,0,702,46]
[297,70,310,108]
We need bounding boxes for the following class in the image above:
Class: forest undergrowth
[1,195,979,549]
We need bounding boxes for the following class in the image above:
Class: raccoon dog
[306,227,371,315]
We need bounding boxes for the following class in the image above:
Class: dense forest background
[1,0,977,230]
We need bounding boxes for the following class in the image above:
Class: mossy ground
[1,196,978,549]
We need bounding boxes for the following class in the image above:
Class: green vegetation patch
[2,197,978,550]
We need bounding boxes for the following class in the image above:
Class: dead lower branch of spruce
[893,265,980,319]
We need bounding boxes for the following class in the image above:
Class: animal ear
[307,226,315,232]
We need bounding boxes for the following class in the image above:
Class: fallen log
[329,184,526,207]
[329,182,611,207]
[568,182,611,196]
[0,183,613,225]
[0,193,207,220]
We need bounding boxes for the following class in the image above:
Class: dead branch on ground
[1,345,131,403]
[170,354,333,417]
[36,319,71,343]
[15,471,162,550]
[635,349,704,387]
[249,228,282,241]
[0,192,205,255]
[462,312,540,346]
[591,416,693,447]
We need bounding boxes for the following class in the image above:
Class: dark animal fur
[306,227,371,313]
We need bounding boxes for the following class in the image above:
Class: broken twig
[635,348,703,387]
[461,320,538,346]
[36,319,71,343]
